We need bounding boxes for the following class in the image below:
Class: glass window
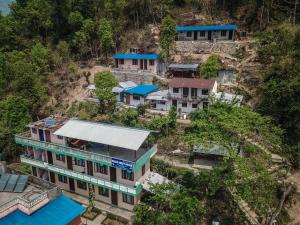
[159,101,166,105]
[74,159,85,167]
[31,128,37,134]
[192,103,198,109]
[200,31,205,37]
[132,59,138,65]
[133,95,140,100]
[122,170,134,181]
[77,180,87,190]
[95,163,108,174]
[98,187,109,197]
[149,60,155,66]
[58,174,68,183]
[173,88,179,93]
[56,154,65,162]
[202,89,209,95]
[57,135,63,140]
[182,102,187,108]
[119,59,124,64]
[183,88,189,97]
[187,31,192,37]
[122,193,134,205]
[221,30,227,36]
[191,88,197,97]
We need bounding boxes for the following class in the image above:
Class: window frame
[200,31,206,37]
[31,127,37,134]
[202,89,209,95]
[132,59,138,65]
[192,103,198,109]
[119,59,124,65]
[74,158,85,167]
[95,163,108,175]
[149,60,155,66]
[56,154,65,162]
[122,193,134,205]
[182,102,187,108]
[221,30,227,37]
[57,135,63,140]
[186,31,192,37]
[191,88,197,97]
[58,174,68,183]
[122,170,134,181]
[77,180,87,190]
[98,186,109,197]
[173,88,179,93]
[182,88,189,97]
[133,95,140,100]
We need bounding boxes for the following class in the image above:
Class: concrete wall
[116,59,158,73]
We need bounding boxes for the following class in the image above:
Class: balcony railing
[21,156,142,196]
[15,133,157,172]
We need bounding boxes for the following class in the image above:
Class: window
[122,193,134,205]
[142,165,145,175]
[132,59,138,65]
[182,102,187,108]
[173,88,179,93]
[149,60,155,66]
[159,101,166,105]
[200,31,205,37]
[56,154,65,162]
[182,88,189,97]
[58,174,68,183]
[122,170,134,181]
[133,95,140,100]
[187,31,192,37]
[31,128,37,134]
[192,103,198,109]
[77,180,87,190]
[57,135,63,140]
[119,59,124,65]
[74,159,85,167]
[221,30,227,37]
[203,102,209,109]
[202,89,209,95]
[191,88,197,97]
[98,187,109,197]
[95,163,108,174]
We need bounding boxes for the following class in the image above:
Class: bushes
[200,55,222,79]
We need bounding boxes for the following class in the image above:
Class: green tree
[30,42,49,77]
[200,55,222,79]
[98,18,114,64]
[121,108,139,127]
[68,11,84,31]
[94,71,118,114]
[160,15,176,61]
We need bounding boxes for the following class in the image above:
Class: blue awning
[0,194,85,225]
[112,54,159,60]
[123,84,160,95]
[176,24,237,32]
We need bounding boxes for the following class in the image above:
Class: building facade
[169,78,217,113]
[16,118,157,211]
[176,24,237,41]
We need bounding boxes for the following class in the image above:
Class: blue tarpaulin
[0,194,85,225]
[122,84,160,95]
[112,54,159,60]
[176,24,237,32]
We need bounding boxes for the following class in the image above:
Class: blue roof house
[112,53,162,74]
[176,24,237,41]
[121,84,160,107]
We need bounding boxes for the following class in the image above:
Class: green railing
[21,155,142,196]
[15,134,157,172]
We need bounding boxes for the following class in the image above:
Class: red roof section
[169,78,216,89]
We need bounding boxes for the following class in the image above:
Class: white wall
[177,30,234,41]
[149,100,171,111]
[116,59,158,73]
[128,95,145,107]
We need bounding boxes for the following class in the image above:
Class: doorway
[208,31,212,40]
[67,156,73,170]
[69,178,75,192]
[111,190,118,206]
[115,59,119,68]
[45,130,51,142]
[38,129,44,141]
[87,161,93,176]
[193,31,198,40]
[125,95,130,105]
[228,30,233,40]
[47,151,53,164]
[110,167,116,182]
[49,172,56,183]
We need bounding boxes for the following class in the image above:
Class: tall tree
[98,18,114,64]
[159,15,176,61]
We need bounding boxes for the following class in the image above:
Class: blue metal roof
[112,54,159,60]
[0,194,85,225]
[176,24,237,32]
[123,84,160,95]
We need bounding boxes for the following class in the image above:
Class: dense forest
[0,0,299,224]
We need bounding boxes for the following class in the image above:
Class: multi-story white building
[16,117,157,211]
[169,78,218,113]
[176,24,237,41]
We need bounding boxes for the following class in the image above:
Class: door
[172,100,177,109]
[111,190,118,206]
[143,60,147,70]
[140,59,143,70]
[49,172,56,183]
[45,130,51,142]
[38,129,44,141]
[69,178,75,192]
[67,156,73,170]
[47,151,53,164]
[32,166,37,177]
[125,95,130,105]
[110,167,116,182]
[228,30,233,40]
[208,31,212,40]
[120,93,124,102]
[87,161,93,176]
[193,31,197,40]
[115,59,119,68]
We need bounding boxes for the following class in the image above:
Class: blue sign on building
[112,158,134,171]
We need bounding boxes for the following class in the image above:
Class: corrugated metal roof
[168,64,199,70]
[169,78,215,89]
[112,86,124,93]
[123,84,160,95]
[0,194,85,225]
[54,119,151,151]
[119,81,137,89]
[176,24,237,31]
[146,90,169,101]
[112,54,159,60]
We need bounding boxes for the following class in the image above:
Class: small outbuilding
[168,64,200,78]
